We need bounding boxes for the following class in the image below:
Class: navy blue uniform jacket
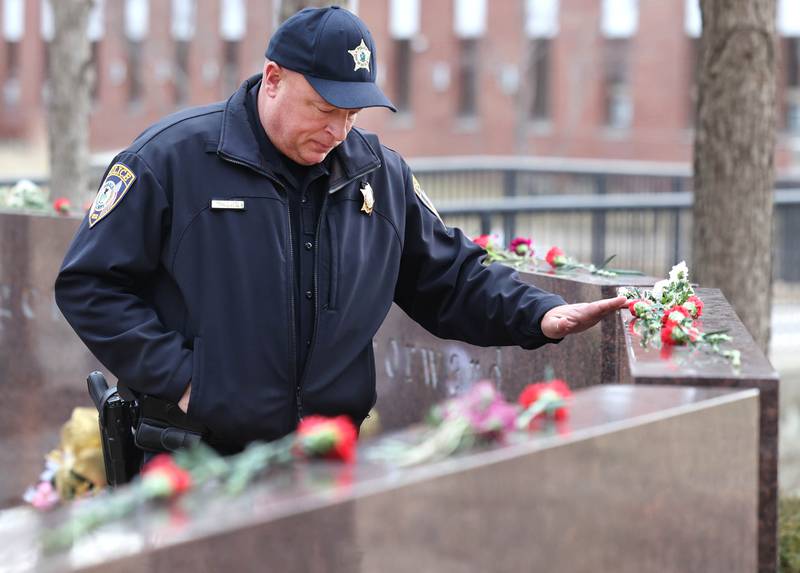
[55,75,566,448]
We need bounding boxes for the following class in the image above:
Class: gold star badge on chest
[348,39,371,72]
[360,182,374,215]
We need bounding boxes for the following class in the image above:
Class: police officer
[55,7,625,453]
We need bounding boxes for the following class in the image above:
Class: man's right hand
[178,383,191,413]
[540,295,627,339]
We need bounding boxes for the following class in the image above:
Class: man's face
[260,63,362,166]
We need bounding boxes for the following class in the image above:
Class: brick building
[0,0,799,169]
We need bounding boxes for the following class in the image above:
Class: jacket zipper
[297,165,380,397]
[286,201,301,420]
[219,150,381,422]
[217,151,301,420]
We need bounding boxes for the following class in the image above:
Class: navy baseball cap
[266,6,396,112]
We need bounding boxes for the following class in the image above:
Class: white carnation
[652,279,669,300]
[668,261,689,284]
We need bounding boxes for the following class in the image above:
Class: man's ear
[262,61,282,97]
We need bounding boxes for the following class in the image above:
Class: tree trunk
[693,0,776,354]
[47,0,93,209]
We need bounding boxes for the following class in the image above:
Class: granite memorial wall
[0,211,778,571]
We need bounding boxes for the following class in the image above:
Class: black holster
[134,394,206,452]
[86,371,143,487]
[87,371,208,487]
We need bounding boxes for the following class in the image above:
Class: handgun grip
[87,371,109,412]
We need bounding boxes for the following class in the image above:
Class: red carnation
[295,415,358,463]
[53,197,71,216]
[518,379,571,421]
[509,237,533,257]
[141,454,192,497]
[627,299,652,318]
[473,234,492,249]
[661,321,691,346]
[682,295,704,319]
[545,246,567,268]
[661,305,691,325]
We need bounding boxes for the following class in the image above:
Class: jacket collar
[218,74,381,191]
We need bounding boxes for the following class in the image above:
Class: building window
[221,40,240,97]
[604,38,632,129]
[276,0,350,24]
[687,37,700,127]
[393,39,411,113]
[89,41,101,103]
[171,0,195,106]
[786,38,800,134]
[529,38,551,121]
[220,0,245,97]
[127,40,144,105]
[125,0,149,107]
[601,0,638,39]
[3,40,20,107]
[685,0,701,127]
[601,0,636,129]
[389,0,418,114]
[458,38,479,118]
[2,0,24,108]
[525,0,559,123]
[174,40,190,106]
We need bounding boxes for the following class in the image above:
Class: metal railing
[410,157,800,281]
[3,156,798,282]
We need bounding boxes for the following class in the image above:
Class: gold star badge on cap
[348,39,371,72]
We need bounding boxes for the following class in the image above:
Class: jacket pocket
[187,337,204,417]
[327,216,340,310]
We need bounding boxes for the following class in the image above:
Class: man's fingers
[541,296,626,338]
[594,295,627,313]
[581,296,627,320]
[560,296,626,333]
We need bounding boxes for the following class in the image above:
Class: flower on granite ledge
[682,295,704,319]
[455,381,518,438]
[509,236,534,257]
[141,454,193,498]
[295,415,358,463]
[24,480,60,510]
[53,197,71,216]
[661,305,692,326]
[473,234,499,250]
[660,321,700,346]
[545,246,567,268]
[517,379,572,427]
[628,299,652,318]
[668,260,689,283]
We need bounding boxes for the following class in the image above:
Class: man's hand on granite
[541,295,627,339]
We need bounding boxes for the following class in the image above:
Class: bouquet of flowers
[473,234,536,269]
[619,261,741,367]
[369,376,572,467]
[544,246,644,277]
[37,377,573,553]
[0,179,48,212]
[23,408,106,510]
[40,415,359,552]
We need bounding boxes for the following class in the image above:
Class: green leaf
[598,254,617,269]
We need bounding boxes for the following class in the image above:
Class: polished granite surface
[0,385,759,573]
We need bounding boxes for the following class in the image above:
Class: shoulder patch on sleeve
[89,163,137,228]
[412,174,445,227]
